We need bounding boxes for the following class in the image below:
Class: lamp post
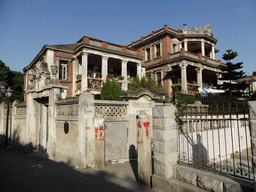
[160,91,167,105]
[5,87,13,150]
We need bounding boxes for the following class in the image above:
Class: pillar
[137,111,152,186]
[179,63,188,92]
[47,87,59,159]
[101,56,108,82]
[78,92,95,168]
[25,92,36,148]
[248,101,256,192]
[184,40,188,51]
[153,104,178,178]
[137,63,142,79]
[142,67,146,77]
[196,67,203,88]
[168,66,173,96]
[94,114,104,169]
[212,44,216,60]
[201,40,205,56]
[81,52,89,91]
[121,60,128,91]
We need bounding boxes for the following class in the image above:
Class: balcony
[170,49,222,67]
[75,76,135,95]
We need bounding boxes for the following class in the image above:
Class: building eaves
[146,56,222,70]
[180,34,218,43]
[128,28,179,48]
[23,44,76,72]
[74,43,144,60]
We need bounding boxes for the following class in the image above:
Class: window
[157,72,162,86]
[173,44,177,53]
[145,48,151,61]
[155,44,161,58]
[59,60,68,80]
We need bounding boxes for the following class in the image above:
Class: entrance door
[35,97,48,151]
[104,121,128,162]
[39,103,48,151]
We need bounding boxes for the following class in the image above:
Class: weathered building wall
[54,99,80,165]
[12,101,27,146]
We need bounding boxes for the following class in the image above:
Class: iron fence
[177,94,252,180]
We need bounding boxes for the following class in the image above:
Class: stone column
[47,87,59,159]
[121,60,128,91]
[81,52,89,91]
[248,101,256,192]
[141,67,146,77]
[137,111,152,186]
[184,40,188,51]
[212,44,216,60]
[153,104,178,178]
[101,56,109,82]
[137,63,142,79]
[201,40,205,56]
[196,67,203,88]
[179,63,188,92]
[168,66,173,96]
[94,114,104,169]
[25,92,37,148]
[78,92,95,168]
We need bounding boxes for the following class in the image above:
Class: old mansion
[23,23,222,100]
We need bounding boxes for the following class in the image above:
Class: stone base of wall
[152,174,207,192]
[173,165,254,192]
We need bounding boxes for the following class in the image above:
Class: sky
[0,0,255,75]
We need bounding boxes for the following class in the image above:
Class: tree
[129,74,164,96]
[101,78,122,101]
[0,60,24,103]
[218,49,248,97]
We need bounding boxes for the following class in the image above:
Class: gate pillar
[137,111,152,186]
[152,104,178,178]
[249,101,256,192]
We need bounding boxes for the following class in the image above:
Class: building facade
[128,23,223,97]
[23,23,223,100]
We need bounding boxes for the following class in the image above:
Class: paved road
[0,148,158,192]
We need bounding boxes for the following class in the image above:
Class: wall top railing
[95,100,128,117]
[56,99,79,116]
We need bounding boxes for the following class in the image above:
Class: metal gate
[177,94,252,180]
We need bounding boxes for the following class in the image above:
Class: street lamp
[160,91,167,105]
[5,87,13,150]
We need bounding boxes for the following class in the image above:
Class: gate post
[249,101,256,192]
[152,104,178,178]
[94,114,104,169]
[137,111,152,187]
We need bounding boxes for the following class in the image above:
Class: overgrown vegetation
[172,91,196,112]
[100,78,122,101]
[129,74,164,96]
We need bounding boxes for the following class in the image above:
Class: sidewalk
[0,147,157,192]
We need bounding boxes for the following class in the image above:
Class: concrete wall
[179,124,251,162]
[12,101,27,146]
[55,119,80,164]
[0,101,27,149]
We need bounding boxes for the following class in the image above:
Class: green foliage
[129,74,164,96]
[0,60,24,103]
[172,91,195,112]
[101,78,122,101]
[218,49,248,97]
